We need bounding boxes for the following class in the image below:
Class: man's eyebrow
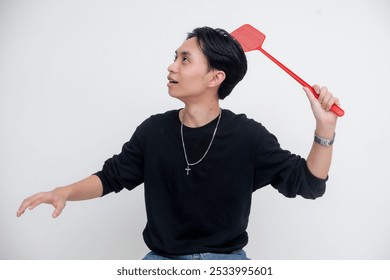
[175,50,192,56]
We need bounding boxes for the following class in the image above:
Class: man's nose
[167,61,178,73]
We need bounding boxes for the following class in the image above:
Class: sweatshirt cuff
[93,171,112,197]
[303,163,327,198]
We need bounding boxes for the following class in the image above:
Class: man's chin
[168,89,183,99]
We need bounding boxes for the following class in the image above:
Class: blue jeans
[142,249,250,260]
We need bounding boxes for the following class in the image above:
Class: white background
[1,0,389,260]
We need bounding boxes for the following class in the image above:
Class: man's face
[167,37,215,101]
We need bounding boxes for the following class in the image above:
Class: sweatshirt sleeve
[253,125,327,199]
[94,126,145,196]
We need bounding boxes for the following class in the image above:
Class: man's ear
[208,70,226,88]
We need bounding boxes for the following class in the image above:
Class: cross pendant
[185,165,191,175]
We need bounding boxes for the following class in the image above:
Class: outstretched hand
[16,190,66,218]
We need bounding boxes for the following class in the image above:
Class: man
[17,27,340,260]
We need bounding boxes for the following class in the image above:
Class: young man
[17,27,340,260]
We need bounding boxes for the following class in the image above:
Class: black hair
[186,27,247,100]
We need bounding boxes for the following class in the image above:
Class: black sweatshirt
[95,109,327,255]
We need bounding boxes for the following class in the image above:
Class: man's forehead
[175,37,200,55]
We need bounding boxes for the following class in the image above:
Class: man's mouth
[168,77,178,84]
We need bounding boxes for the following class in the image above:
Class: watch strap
[314,132,335,147]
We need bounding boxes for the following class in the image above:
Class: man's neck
[180,101,221,128]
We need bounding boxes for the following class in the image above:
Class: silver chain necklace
[180,110,222,175]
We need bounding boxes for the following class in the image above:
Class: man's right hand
[16,189,67,218]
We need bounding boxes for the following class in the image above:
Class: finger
[321,92,333,110]
[303,87,318,104]
[16,192,49,217]
[52,208,63,218]
[27,196,46,210]
[16,197,35,217]
[52,201,66,219]
[16,207,25,217]
[325,96,340,111]
[312,84,321,95]
[318,86,329,105]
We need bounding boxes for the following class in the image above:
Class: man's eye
[182,57,189,62]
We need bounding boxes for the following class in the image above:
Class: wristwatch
[314,132,335,147]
